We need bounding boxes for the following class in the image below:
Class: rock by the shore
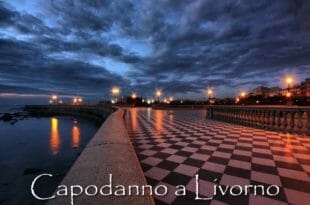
[0,112,29,123]
[23,168,42,175]
[0,113,13,121]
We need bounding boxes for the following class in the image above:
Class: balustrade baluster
[266,111,271,130]
[261,111,266,129]
[307,112,310,136]
[262,110,265,128]
[206,106,307,136]
[251,110,255,127]
[297,111,304,135]
[283,111,288,133]
[256,110,260,128]
[236,109,240,124]
[245,109,249,126]
[271,111,276,130]
[257,110,261,128]
[240,110,245,125]
[276,111,281,131]
[289,111,295,134]
[226,109,229,122]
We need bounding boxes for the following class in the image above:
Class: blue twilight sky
[0,0,310,104]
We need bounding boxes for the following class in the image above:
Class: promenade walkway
[125,108,310,205]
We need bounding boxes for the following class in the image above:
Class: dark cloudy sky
[1,0,310,102]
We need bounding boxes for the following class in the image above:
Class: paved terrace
[125,108,310,205]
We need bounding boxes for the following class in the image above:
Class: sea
[0,105,99,205]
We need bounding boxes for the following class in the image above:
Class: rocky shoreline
[0,111,29,124]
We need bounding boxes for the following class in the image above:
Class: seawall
[26,106,155,204]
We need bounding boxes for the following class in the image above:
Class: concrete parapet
[46,108,155,205]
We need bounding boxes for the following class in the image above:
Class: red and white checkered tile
[125,108,310,205]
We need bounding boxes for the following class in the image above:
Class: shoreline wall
[24,105,115,125]
[41,107,155,205]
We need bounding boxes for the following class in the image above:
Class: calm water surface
[0,115,99,205]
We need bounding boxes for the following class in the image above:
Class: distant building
[281,86,301,97]
[301,78,310,97]
[269,87,282,97]
[281,78,310,97]
[250,86,281,97]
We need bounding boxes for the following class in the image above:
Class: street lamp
[51,95,58,101]
[285,76,294,96]
[286,77,293,87]
[240,92,246,98]
[156,90,162,102]
[111,87,120,96]
[207,88,213,104]
[235,97,240,104]
[284,76,294,105]
[111,87,120,102]
[73,98,78,104]
[207,89,213,97]
[131,92,137,99]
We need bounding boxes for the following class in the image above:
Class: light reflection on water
[72,123,80,149]
[0,116,98,205]
[130,108,137,133]
[50,117,60,155]
[49,117,82,155]
[155,110,163,133]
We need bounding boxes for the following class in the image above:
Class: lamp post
[286,77,293,89]
[239,91,246,105]
[131,92,137,99]
[207,89,213,104]
[49,95,58,104]
[285,76,293,105]
[111,87,120,103]
[240,92,246,98]
[235,97,240,104]
[286,77,293,96]
[156,90,162,102]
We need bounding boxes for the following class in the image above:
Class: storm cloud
[1,0,310,100]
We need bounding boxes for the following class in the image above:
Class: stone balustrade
[207,105,310,136]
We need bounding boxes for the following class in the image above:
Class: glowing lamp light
[111,87,120,95]
[240,92,246,98]
[236,97,240,103]
[131,92,137,99]
[73,98,78,103]
[147,100,151,104]
[78,98,82,102]
[169,97,174,101]
[207,89,213,95]
[59,100,63,104]
[51,95,58,100]
[49,100,53,104]
[286,92,292,98]
[286,77,293,85]
[156,90,162,97]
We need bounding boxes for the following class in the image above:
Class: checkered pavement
[125,108,310,205]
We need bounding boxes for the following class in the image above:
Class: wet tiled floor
[125,108,310,205]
